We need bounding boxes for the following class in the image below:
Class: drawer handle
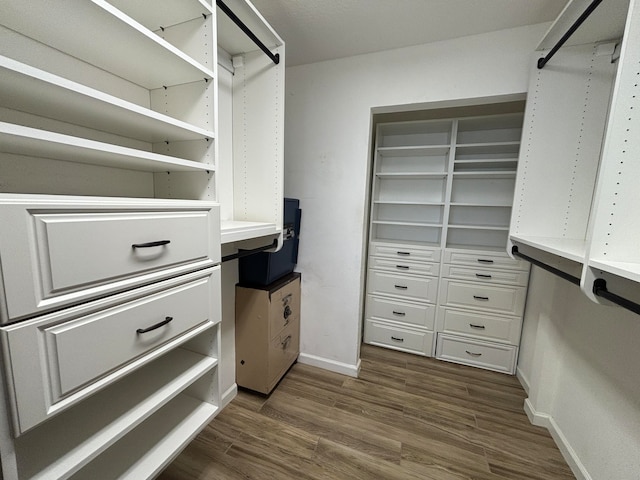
[394,285,408,290]
[284,305,292,319]
[392,311,406,316]
[391,336,404,342]
[469,323,486,329]
[396,265,410,270]
[473,295,489,301]
[282,293,292,305]
[132,240,171,249]
[281,335,292,350]
[477,259,494,264]
[475,273,492,279]
[465,350,482,357]
[397,251,411,256]
[136,316,173,334]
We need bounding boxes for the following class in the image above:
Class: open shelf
[448,225,509,231]
[377,145,450,157]
[376,172,448,179]
[1,0,215,90]
[0,56,215,143]
[450,202,512,208]
[15,348,217,480]
[510,235,586,263]
[0,123,213,173]
[452,171,516,179]
[589,259,640,283]
[107,0,213,32]
[373,200,444,206]
[69,393,218,480]
[220,220,279,244]
[372,220,442,228]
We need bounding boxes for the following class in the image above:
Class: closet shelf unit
[0,0,285,478]
[509,0,640,312]
[217,0,285,245]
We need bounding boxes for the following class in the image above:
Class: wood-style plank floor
[158,344,575,480]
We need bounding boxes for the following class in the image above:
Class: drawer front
[442,264,529,286]
[439,279,526,316]
[436,334,517,374]
[438,307,522,345]
[366,295,435,329]
[364,320,433,355]
[370,257,440,276]
[0,198,220,323]
[269,276,301,340]
[1,267,220,434]
[444,249,528,271]
[371,244,441,263]
[268,319,299,385]
[368,270,438,303]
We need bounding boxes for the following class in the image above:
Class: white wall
[283,23,548,374]
[518,268,640,480]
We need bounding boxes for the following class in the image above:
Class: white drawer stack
[363,242,440,356]
[0,195,222,479]
[435,249,530,374]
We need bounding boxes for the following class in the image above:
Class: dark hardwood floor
[158,344,575,480]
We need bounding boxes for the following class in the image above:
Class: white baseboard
[297,353,361,378]
[524,399,592,480]
[516,366,530,394]
[221,383,238,409]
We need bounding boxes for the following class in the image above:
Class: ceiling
[249,0,570,67]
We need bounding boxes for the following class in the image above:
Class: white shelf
[0,56,215,143]
[376,172,447,179]
[446,243,508,253]
[0,122,212,173]
[221,220,279,244]
[456,141,520,149]
[588,259,640,283]
[510,235,586,263]
[1,0,215,90]
[377,145,450,157]
[538,0,630,51]
[374,200,444,206]
[448,224,509,231]
[16,348,217,480]
[108,0,213,31]
[70,394,218,480]
[450,202,512,208]
[372,220,442,228]
[452,171,517,179]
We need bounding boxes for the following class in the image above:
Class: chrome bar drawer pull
[132,240,170,249]
[473,295,489,301]
[469,323,486,329]
[391,336,404,342]
[136,316,173,334]
[466,350,482,357]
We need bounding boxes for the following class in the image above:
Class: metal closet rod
[511,246,581,285]
[216,0,280,65]
[537,0,603,69]
[593,278,640,316]
[221,238,278,263]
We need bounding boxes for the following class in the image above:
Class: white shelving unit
[509,0,640,313]
[0,0,284,478]
[364,107,531,373]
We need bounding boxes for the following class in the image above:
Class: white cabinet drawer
[439,279,526,316]
[0,197,220,323]
[438,307,522,345]
[366,295,435,329]
[442,264,529,286]
[0,267,220,434]
[444,249,528,271]
[364,320,433,356]
[436,333,517,374]
[369,257,440,276]
[367,270,438,303]
[370,243,441,262]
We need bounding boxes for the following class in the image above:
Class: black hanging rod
[221,238,278,263]
[511,246,581,286]
[216,0,280,65]
[537,0,603,69]
[593,278,640,316]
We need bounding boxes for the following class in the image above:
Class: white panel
[435,333,517,374]
[367,270,438,303]
[439,278,527,316]
[366,295,435,329]
[364,320,433,356]
[438,307,522,345]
